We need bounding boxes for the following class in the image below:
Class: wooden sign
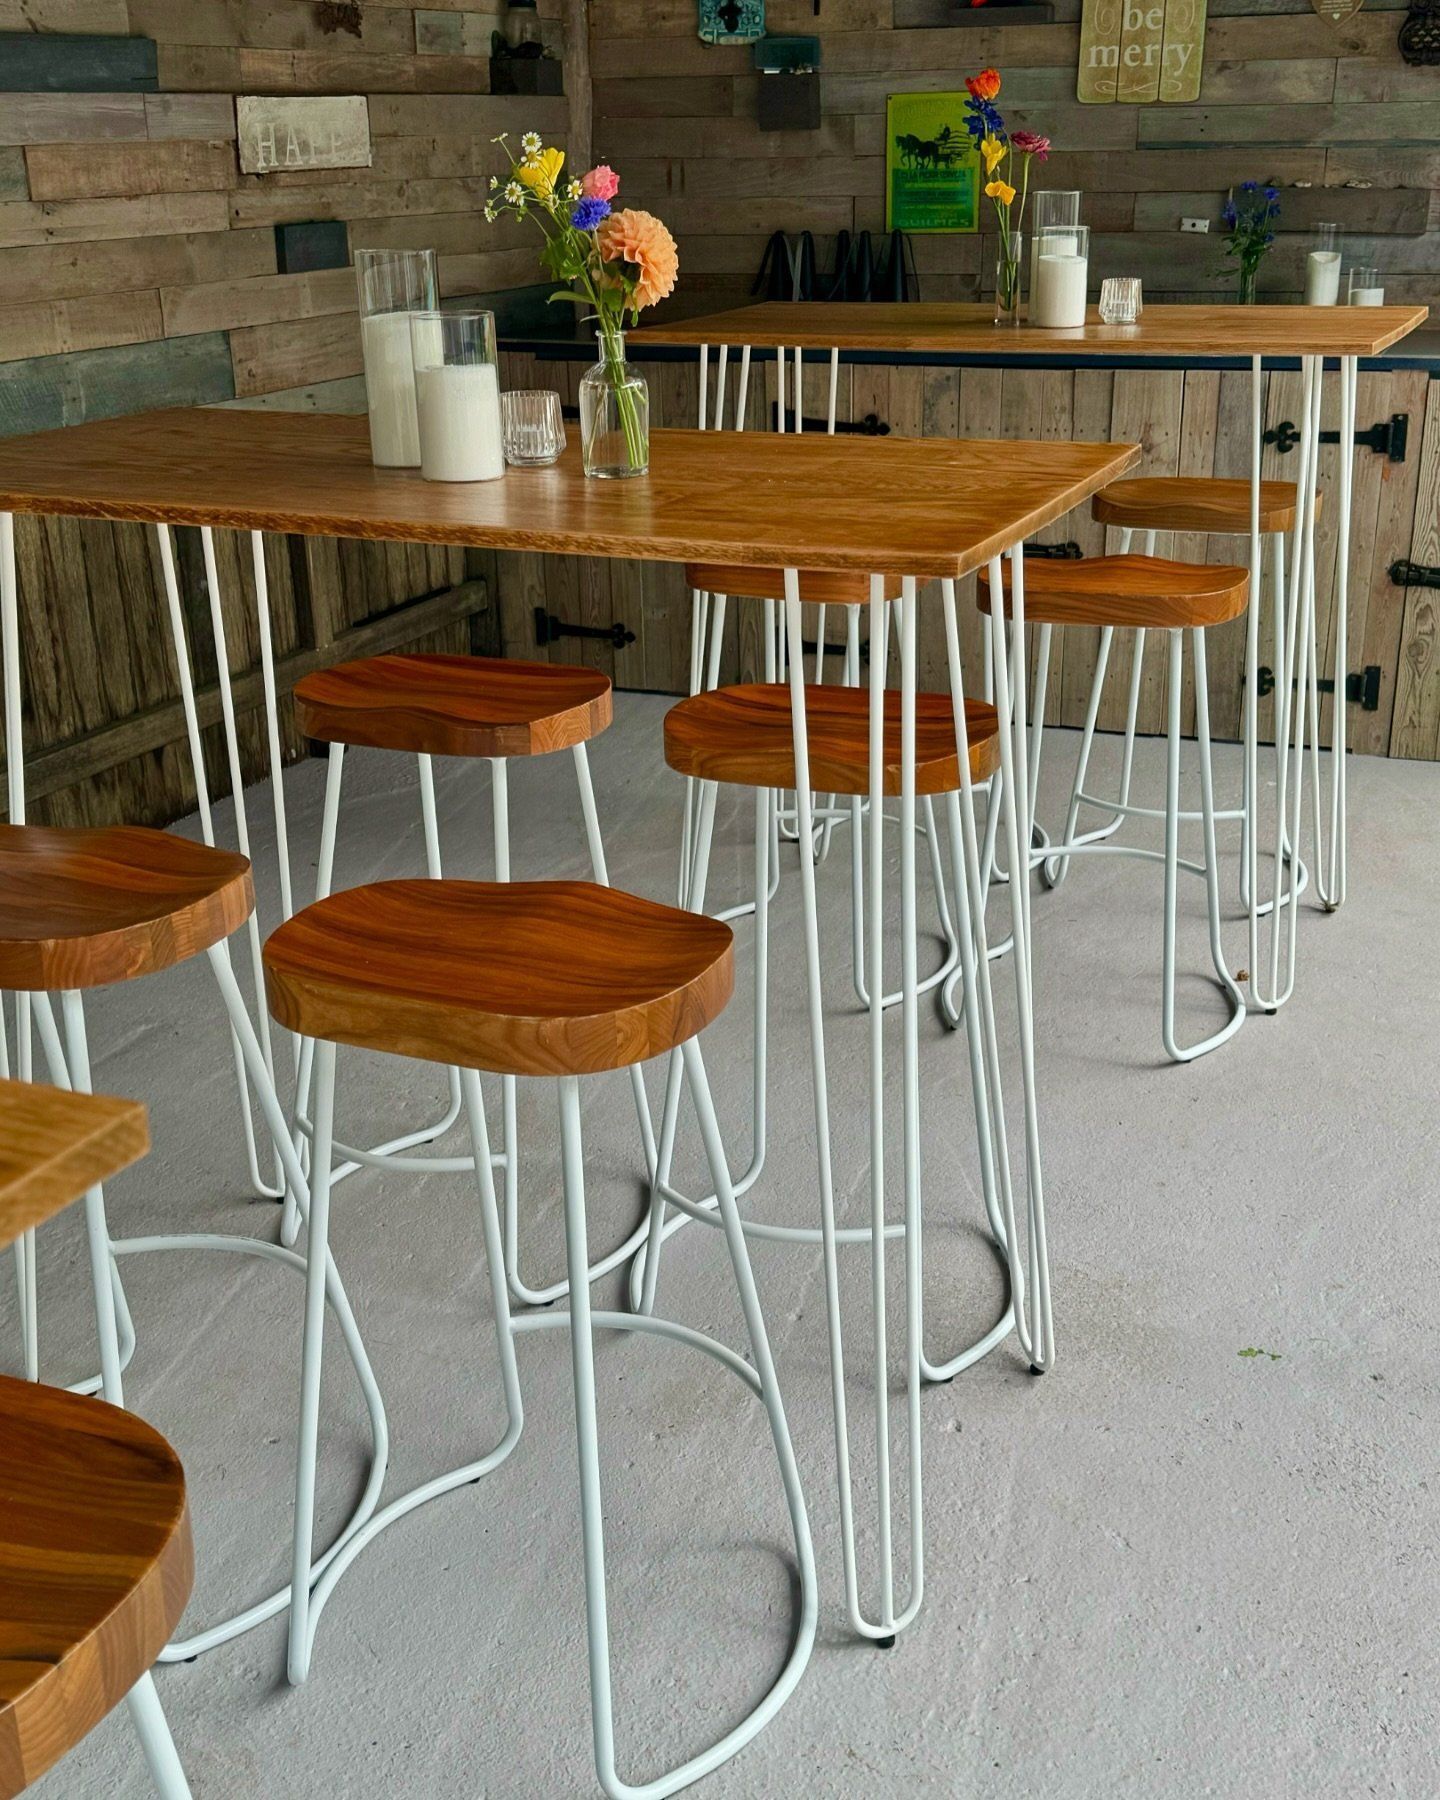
[1078,0,1207,103]
[237,96,371,176]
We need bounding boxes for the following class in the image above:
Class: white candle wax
[361,311,423,467]
[1029,233,1078,308]
[1032,253,1088,329]
[1350,286,1385,306]
[415,361,505,482]
[1304,251,1341,306]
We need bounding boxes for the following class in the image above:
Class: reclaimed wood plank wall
[0,0,565,824]
[588,0,1439,309]
[495,347,1440,761]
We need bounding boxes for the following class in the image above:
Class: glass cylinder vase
[580,331,649,479]
[1237,263,1259,306]
[355,247,438,468]
[410,310,504,483]
[1028,191,1081,313]
[1304,223,1341,306]
[994,231,1022,327]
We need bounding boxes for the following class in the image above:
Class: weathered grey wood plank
[0,332,233,435]
[0,31,157,92]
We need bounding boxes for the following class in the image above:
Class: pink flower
[581,165,620,201]
[1011,130,1051,160]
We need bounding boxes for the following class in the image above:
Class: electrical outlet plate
[1180,217,1210,233]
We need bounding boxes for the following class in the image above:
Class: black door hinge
[1024,540,1083,560]
[1250,662,1382,711]
[767,408,891,436]
[533,609,635,650]
[1390,559,1440,591]
[1264,413,1408,462]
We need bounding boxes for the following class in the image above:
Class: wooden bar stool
[633,647,1023,1645]
[679,562,964,1008]
[978,552,1250,1061]
[289,651,655,1305]
[262,878,815,1797]
[0,823,386,1662]
[1086,478,1319,961]
[0,1077,191,1798]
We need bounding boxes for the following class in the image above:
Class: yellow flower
[985,178,1016,206]
[517,145,565,197]
[980,133,1005,176]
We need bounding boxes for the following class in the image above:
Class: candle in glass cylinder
[411,309,505,483]
[355,247,438,468]
[1304,223,1341,306]
[1031,226,1089,328]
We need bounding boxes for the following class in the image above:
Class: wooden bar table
[632,301,1430,1012]
[0,410,1139,1649]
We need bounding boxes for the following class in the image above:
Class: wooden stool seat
[0,824,252,992]
[978,554,1249,630]
[264,879,734,1078]
[664,684,1001,796]
[294,654,613,758]
[683,564,903,607]
[0,1374,192,1799]
[1092,476,1318,536]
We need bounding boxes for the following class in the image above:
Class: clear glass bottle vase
[994,231,1022,327]
[580,331,649,478]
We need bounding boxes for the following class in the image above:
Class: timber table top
[0,408,1140,580]
[629,301,1430,358]
[0,1076,148,1250]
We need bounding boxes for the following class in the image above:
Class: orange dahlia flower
[596,208,679,310]
[966,67,1001,101]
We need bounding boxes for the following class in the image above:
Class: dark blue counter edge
[498,333,1440,377]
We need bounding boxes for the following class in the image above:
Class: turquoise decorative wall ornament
[698,0,766,46]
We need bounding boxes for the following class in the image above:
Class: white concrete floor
[10,692,1439,1799]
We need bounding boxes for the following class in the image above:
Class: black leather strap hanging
[873,229,918,302]
[823,229,853,300]
[795,230,817,300]
[851,230,874,301]
[751,230,791,301]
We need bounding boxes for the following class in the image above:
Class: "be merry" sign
[1077,0,1207,103]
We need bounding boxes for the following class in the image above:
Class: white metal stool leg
[551,1052,815,1799]
[124,1671,192,1800]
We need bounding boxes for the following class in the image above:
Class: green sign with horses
[885,91,980,234]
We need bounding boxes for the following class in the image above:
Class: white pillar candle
[362,310,422,467]
[1028,232,1078,313]
[415,361,505,482]
[1304,250,1341,306]
[1032,252,1088,328]
[1350,286,1385,306]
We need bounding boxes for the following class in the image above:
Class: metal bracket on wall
[533,609,636,650]
[1389,559,1440,591]
[1264,413,1409,462]
[1249,663,1383,712]
[767,408,890,435]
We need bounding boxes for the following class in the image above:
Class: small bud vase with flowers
[962,68,1052,326]
[485,133,679,477]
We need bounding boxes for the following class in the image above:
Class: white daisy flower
[483,204,496,221]
[489,174,499,190]
[521,131,542,154]
[504,180,524,204]
[566,177,582,199]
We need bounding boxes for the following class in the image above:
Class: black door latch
[1251,663,1382,712]
[533,609,635,650]
[1264,413,1408,462]
[1390,559,1440,591]
[767,408,891,436]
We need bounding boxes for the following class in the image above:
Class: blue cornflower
[1240,179,1257,192]
[570,196,611,231]
[1263,186,1278,200]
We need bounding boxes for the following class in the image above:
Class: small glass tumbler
[1304,223,1342,306]
[409,309,505,483]
[355,246,437,468]
[1348,266,1385,306]
[1099,277,1143,325]
[501,390,567,466]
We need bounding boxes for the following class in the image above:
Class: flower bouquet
[1220,181,1280,306]
[962,68,1050,325]
[485,133,678,477]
